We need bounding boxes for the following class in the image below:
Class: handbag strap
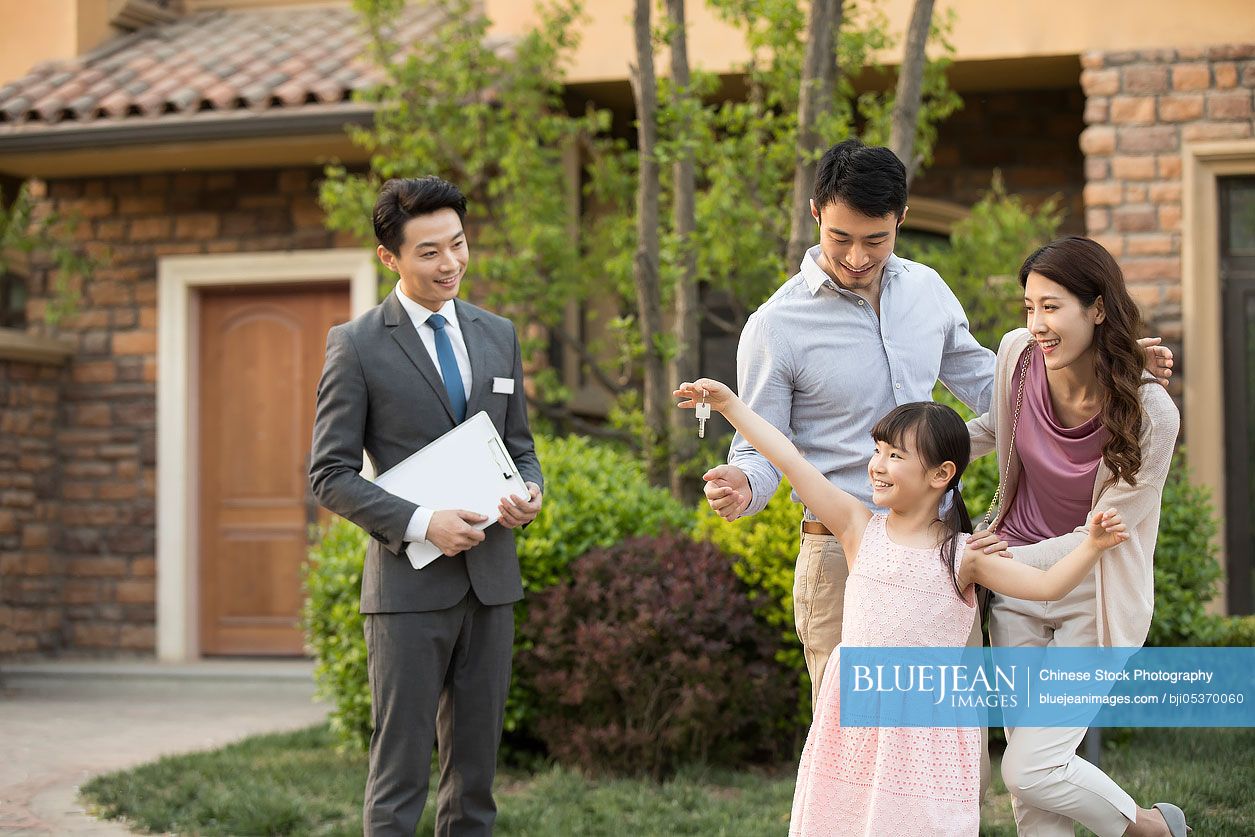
[980,344,1034,532]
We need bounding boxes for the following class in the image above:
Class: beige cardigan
[967,328,1180,648]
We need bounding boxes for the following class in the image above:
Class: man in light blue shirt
[703,139,1171,704]
[703,139,992,704]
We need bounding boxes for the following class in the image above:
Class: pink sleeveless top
[999,345,1107,548]
[789,514,982,836]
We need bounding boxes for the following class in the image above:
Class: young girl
[673,384,1128,837]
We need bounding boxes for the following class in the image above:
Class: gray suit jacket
[310,289,543,613]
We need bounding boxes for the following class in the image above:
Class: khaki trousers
[793,530,990,800]
[989,573,1138,837]
[793,532,846,706]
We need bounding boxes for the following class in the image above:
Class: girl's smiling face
[868,430,931,509]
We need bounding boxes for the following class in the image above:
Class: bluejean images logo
[850,653,1017,705]
[839,647,1253,728]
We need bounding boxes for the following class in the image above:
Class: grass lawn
[81,725,1254,835]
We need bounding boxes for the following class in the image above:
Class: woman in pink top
[969,236,1189,837]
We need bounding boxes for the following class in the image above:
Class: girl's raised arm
[675,379,871,549]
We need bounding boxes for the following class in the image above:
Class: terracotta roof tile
[0,3,454,132]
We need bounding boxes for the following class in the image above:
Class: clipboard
[373,411,529,569]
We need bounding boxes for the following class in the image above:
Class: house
[0,0,1251,660]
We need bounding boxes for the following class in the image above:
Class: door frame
[1182,139,1255,614]
[156,249,376,661]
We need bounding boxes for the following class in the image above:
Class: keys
[695,390,711,438]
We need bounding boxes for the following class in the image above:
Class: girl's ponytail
[940,482,973,599]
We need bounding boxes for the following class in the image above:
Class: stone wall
[6,167,351,657]
[0,342,69,655]
[1079,44,1254,367]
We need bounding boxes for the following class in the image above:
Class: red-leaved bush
[517,534,795,778]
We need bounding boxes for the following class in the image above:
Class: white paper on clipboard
[373,411,529,569]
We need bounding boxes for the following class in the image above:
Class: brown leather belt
[801,521,834,536]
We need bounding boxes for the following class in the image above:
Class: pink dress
[789,514,983,837]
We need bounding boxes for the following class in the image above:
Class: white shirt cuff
[405,507,433,544]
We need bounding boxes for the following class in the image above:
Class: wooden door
[199,283,349,655]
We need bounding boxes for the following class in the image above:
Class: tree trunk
[888,0,935,188]
[785,0,844,274]
[666,0,699,502]
[629,0,668,486]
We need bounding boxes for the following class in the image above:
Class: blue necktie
[427,313,467,422]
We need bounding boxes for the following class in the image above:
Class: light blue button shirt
[729,248,996,516]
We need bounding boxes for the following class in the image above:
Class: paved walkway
[0,660,330,835]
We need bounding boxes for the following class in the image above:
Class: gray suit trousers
[363,593,514,836]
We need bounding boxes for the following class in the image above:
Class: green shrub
[302,516,371,751]
[1147,451,1225,646]
[1192,614,1255,647]
[303,432,696,752]
[516,434,695,593]
[518,534,795,777]
[694,479,805,694]
[959,454,1002,530]
[508,433,695,740]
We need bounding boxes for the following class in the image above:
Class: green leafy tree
[689,0,960,316]
[319,0,607,415]
[888,0,958,187]
[627,0,668,486]
[694,479,812,727]
[323,0,964,495]
[662,0,702,500]
[609,0,961,492]
[898,172,1063,351]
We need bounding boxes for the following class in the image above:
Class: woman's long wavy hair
[871,402,972,600]
[1019,236,1150,486]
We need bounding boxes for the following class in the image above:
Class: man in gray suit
[310,176,543,836]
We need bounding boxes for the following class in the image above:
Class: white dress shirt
[394,286,474,545]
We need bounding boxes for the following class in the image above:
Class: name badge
[492,376,515,394]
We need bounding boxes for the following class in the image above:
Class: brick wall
[0,358,65,655]
[1079,44,1254,369]
[914,87,1087,233]
[9,166,353,658]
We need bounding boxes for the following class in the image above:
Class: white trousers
[989,572,1138,837]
